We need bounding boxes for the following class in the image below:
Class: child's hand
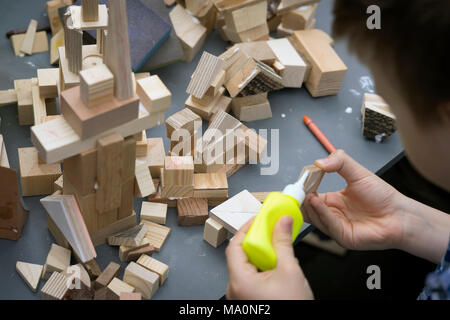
[302,150,405,251]
[225,216,314,300]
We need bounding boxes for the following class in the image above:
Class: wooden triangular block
[40,194,96,263]
[210,190,261,234]
[16,261,43,292]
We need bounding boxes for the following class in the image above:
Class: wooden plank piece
[20,19,38,55]
[107,224,148,247]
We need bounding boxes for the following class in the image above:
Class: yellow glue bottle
[242,170,309,271]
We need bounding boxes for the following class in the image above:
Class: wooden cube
[14,79,35,125]
[63,148,97,196]
[177,198,208,226]
[37,68,59,98]
[107,277,135,299]
[19,147,62,196]
[163,156,194,186]
[165,108,201,139]
[135,130,148,157]
[203,217,228,248]
[79,64,114,107]
[136,75,171,113]
[140,201,168,225]
[94,261,120,290]
[136,138,165,178]
[193,173,228,198]
[141,220,171,252]
[42,243,71,280]
[123,262,159,299]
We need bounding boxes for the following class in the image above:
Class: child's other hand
[302,150,405,251]
[225,216,314,300]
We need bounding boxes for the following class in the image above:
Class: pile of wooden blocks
[361,93,396,142]
[16,241,169,300]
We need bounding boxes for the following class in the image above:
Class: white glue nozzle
[282,170,309,205]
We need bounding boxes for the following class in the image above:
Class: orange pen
[303,115,336,154]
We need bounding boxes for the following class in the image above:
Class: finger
[314,149,372,184]
[272,215,296,266]
[226,217,258,276]
[308,193,344,242]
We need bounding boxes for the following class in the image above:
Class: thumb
[272,215,295,265]
[314,149,372,184]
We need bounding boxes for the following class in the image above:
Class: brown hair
[332,0,450,122]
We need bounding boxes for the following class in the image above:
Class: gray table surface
[0,0,403,299]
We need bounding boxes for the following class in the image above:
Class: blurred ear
[436,102,450,125]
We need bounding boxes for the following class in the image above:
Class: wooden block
[37,68,59,98]
[0,89,17,107]
[193,173,228,198]
[107,277,135,299]
[225,57,284,97]
[61,86,139,139]
[276,0,320,14]
[166,108,201,139]
[90,212,137,246]
[96,133,124,212]
[119,238,151,262]
[123,244,155,262]
[136,75,171,113]
[63,148,97,196]
[267,38,307,88]
[135,160,156,197]
[94,262,120,290]
[46,0,63,35]
[123,262,159,299]
[290,29,347,97]
[97,208,118,230]
[80,64,114,107]
[186,51,224,99]
[16,261,43,292]
[231,94,272,122]
[361,93,396,142]
[163,156,194,186]
[177,198,208,226]
[69,4,108,30]
[223,0,267,33]
[46,207,70,248]
[222,23,269,43]
[104,0,133,100]
[141,220,171,252]
[136,138,165,178]
[122,135,137,180]
[120,292,142,300]
[203,217,228,248]
[42,243,71,280]
[185,88,232,121]
[218,44,250,82]
[14,79,34,126]
[210,189,261,233]
[83,259,102,279]
[18,147,62,196]
[206,69,226,97]
[41,194,97,263]
[108,224,148,247]
[137,255,168,285]
[20,19,38,55]
[147,190,177,208]
[140,202,168,225]
[136,130,148,157]
[234,41,277,65]
[298,164,325,193]
[31,105,165,164]
[160,183,194,198]
[10,31,48,56]
[169,4,207,62]
[281,3,317,30]
[32,85,47,126]
[239,124,268,162]
[40,272,70,300]
[118,177,135,220]
[82,0,99,21]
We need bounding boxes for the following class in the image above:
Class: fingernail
[281,216,293,231]
[316,157,329,166]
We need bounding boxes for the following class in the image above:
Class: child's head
[333,0,450,191]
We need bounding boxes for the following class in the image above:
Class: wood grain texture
[40,271,70,300]
[20,19,38,55]
[123,244,155,262]
[63,148,97,196]
[298,164,324,194]
[165,108,201,139]
[96,133,124,212]
[361,93,396,141]
[177,198,208,226]
[94,261,120,290]
[141,220,171,252]
[107,224,147,247]
[135,160,156,197]
[42,243,71,280]
[120,292,142,300]
[136,137,165,178]
[123,261,159,299]
[10,31,48,56]
[203,217,228,248]
[119,237,151,262]
[140,201,168,225]
[16,261,43,292]
[193,173,228,198]
[136,75,171,113]
[90,212,137,246]
[107,277,135,299]
[137,255,168,285]
[186,51,224,99]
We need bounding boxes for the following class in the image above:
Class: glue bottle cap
[282,170,309,205]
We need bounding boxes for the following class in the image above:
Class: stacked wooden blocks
[214,0,270,43]
[185,51,231,121]
[161,156,195,198]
